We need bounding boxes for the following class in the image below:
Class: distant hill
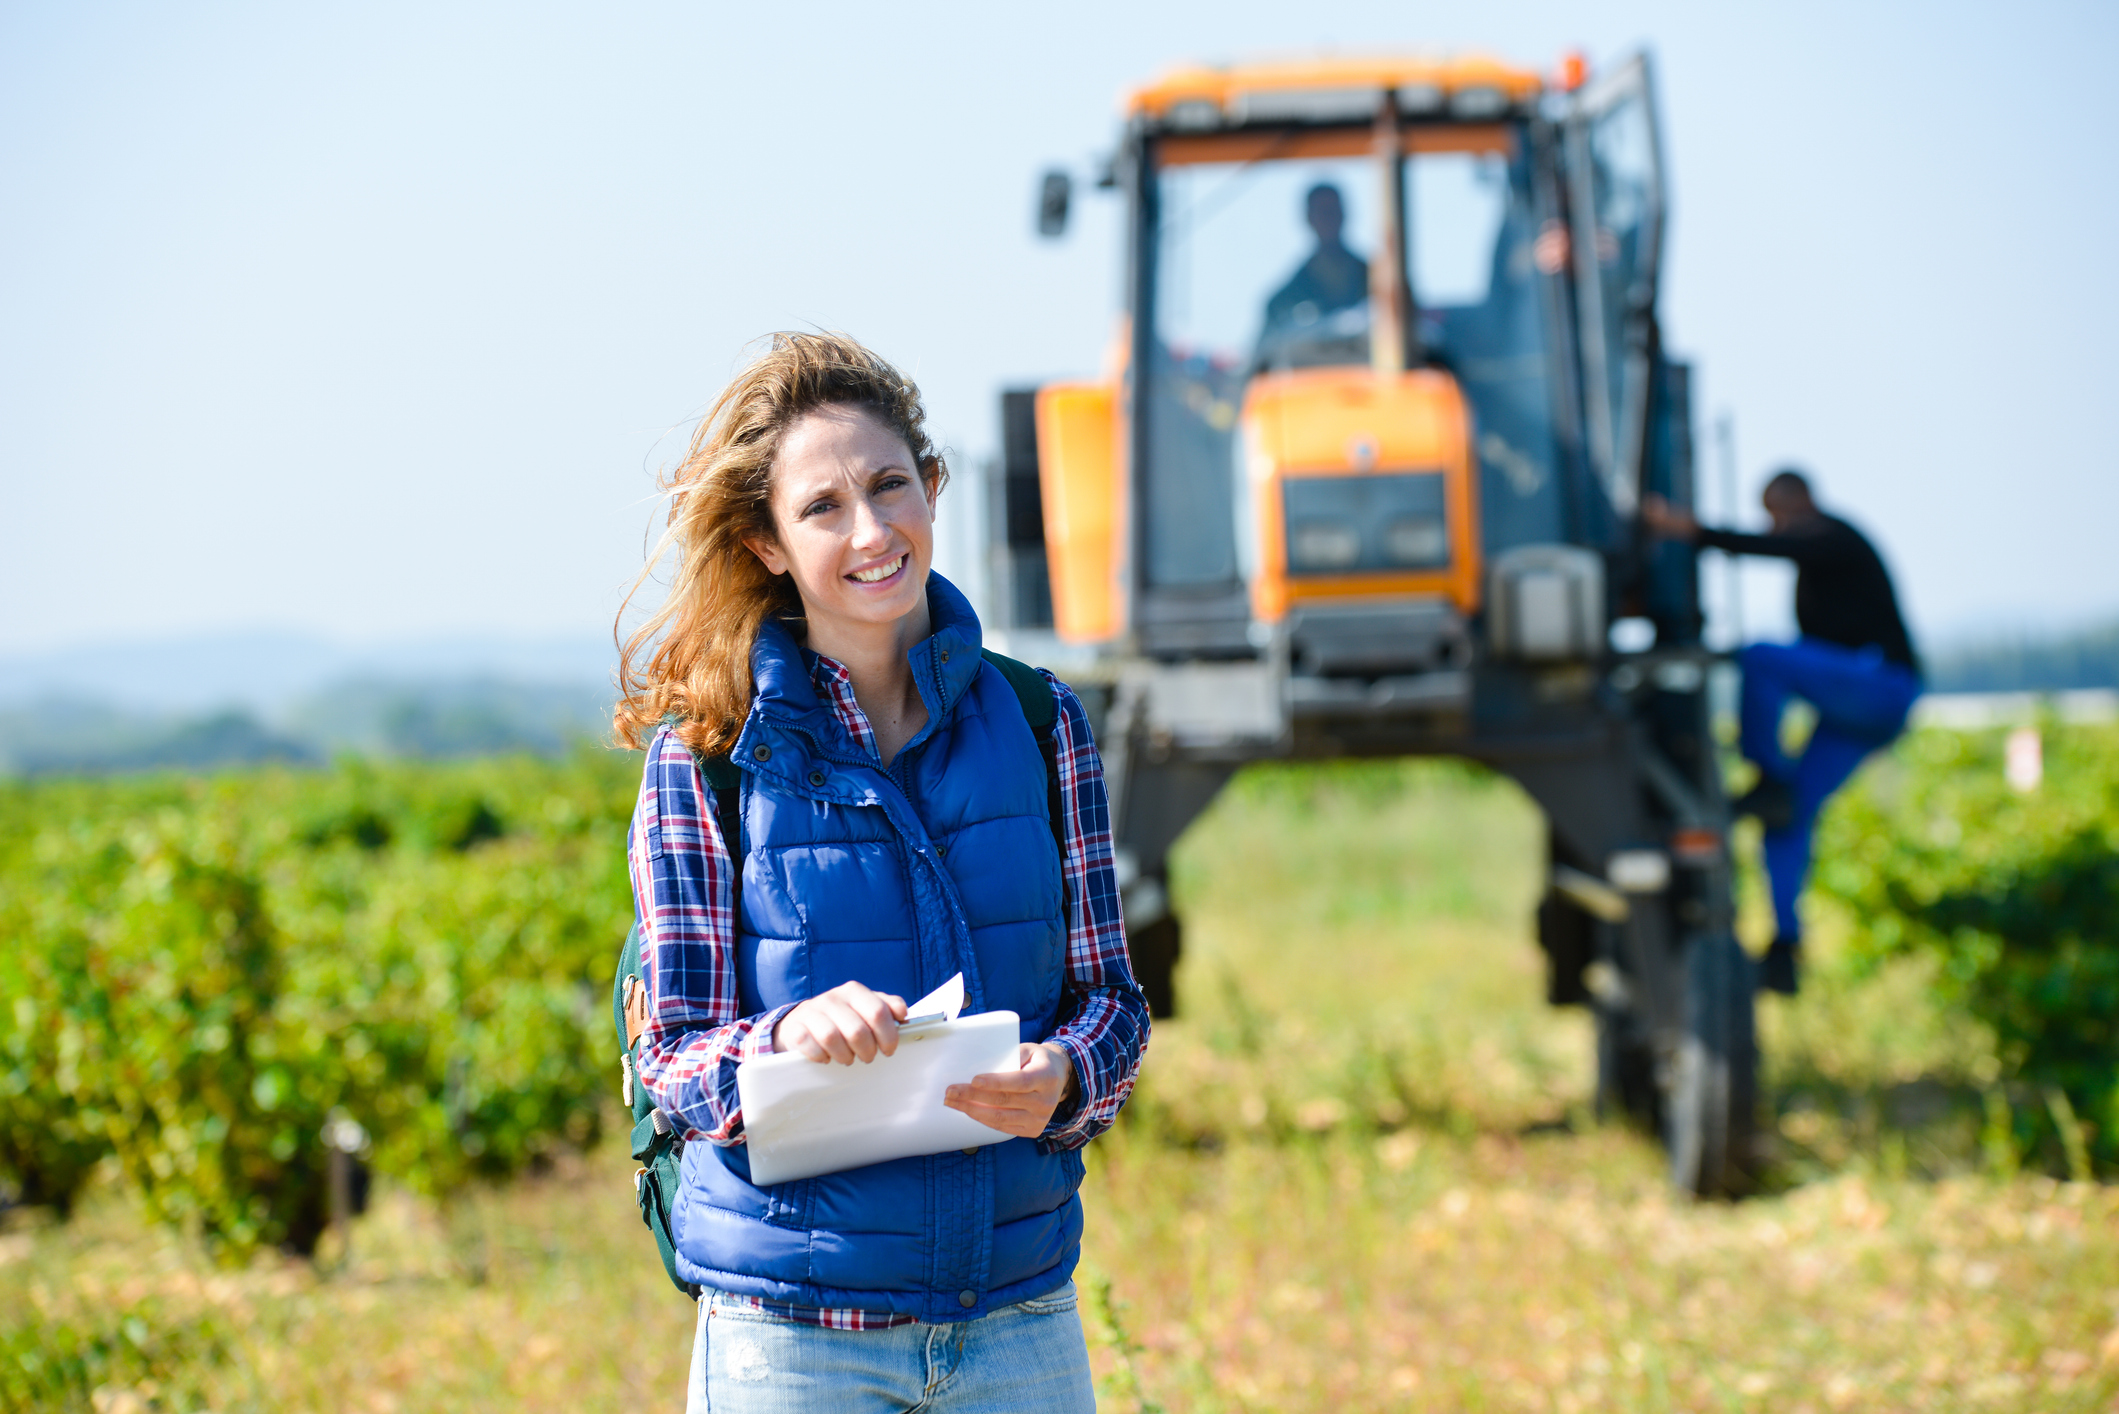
[0,677,616,778]
[0,700,319,776]
[1925,618,2119,694]
[0,630,623,776]
[285,676,615,759]
[0,629,616,716]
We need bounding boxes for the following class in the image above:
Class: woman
[613,332,1148,1412]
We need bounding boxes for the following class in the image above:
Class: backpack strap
[979,648,1066,864]
[979,647,1058,733]
[696,750,745,922]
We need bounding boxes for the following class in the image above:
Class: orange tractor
[993,53,1756,1195]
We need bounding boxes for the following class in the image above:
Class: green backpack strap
[980,648,1065,861]
[978,647,1058,733]
[697,751,743,792]
[696,750,745,918]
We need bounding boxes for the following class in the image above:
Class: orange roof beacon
[987,49,1761,1198]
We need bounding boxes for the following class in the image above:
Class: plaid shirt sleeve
[1037,672,1151,1152]
[627,725,792,1146]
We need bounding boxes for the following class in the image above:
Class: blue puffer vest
[669,574,1082,1323]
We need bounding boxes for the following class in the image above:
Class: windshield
[1144,133,1567,588]
[1158,156,1378,375]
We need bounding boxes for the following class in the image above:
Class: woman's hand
[772,982,908,1065]
[944,1043,1076,1138]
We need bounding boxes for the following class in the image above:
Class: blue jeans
[1737,638,1921,943]
[685,1283,1095,1413]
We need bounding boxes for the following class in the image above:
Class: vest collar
[910,571,985,721]
[740,572,985,772]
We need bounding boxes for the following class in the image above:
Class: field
[5,741,2118,1411]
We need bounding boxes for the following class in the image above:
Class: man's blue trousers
[1737,638,1921,943]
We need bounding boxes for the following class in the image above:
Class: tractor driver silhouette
[1260,183,1370,353]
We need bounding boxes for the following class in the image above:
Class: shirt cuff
[1039,1032,1097,1149]
[741,1004,797,1062]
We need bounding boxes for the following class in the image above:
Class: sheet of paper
[904,971,964,1024]
[737,1006,1020,1187]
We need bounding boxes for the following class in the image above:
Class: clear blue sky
[3,0,2114,660]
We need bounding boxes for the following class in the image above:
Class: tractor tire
[1596,998,1660,1132]
[1666,932,1758,1198]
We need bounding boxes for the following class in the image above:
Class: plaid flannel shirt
[627,653,1149,1328]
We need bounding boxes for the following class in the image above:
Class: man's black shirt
[1696,514,1920,674]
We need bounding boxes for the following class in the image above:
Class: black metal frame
[1124,122,1258,658]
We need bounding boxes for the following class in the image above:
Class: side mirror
[1036,169,1071,239]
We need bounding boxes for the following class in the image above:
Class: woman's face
[746,404,936,637]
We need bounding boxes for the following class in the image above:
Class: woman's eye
[802,499,834,518]
[877,475,909,493]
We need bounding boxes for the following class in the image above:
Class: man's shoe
[1735,777,1797,831]
[1758,937,1801,996]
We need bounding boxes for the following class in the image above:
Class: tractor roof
[1127,55,1548,128]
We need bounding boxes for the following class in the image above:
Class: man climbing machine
[1643,468,1921,996]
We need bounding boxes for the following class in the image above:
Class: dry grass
[8,757,2117,1411]
[3,1152,696,1412]
[1081,1126,2119,1412]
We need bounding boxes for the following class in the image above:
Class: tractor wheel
[1595,997,1660,1131]
[1665,932,1758,1197]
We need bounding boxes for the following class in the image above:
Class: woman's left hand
[944,1043,1076,1138]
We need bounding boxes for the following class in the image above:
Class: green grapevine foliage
[0,747,638,1255]
[1815,722,2119,1171]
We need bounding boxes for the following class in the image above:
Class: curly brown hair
[612,331,949,756]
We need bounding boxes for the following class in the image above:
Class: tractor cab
[1005,54,1684,699]
[997,53,1756,1199]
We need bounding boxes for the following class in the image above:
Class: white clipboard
[737,976,1021,1186]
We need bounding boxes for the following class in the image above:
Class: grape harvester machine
[991,51,1756,1195]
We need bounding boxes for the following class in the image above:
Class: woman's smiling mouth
[847,554,906,585]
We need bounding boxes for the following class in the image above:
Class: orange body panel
[1241,368,1482,623]
[1128,54,1543,120]
[1158,123,1515,167]
[1034,383,1124,643]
